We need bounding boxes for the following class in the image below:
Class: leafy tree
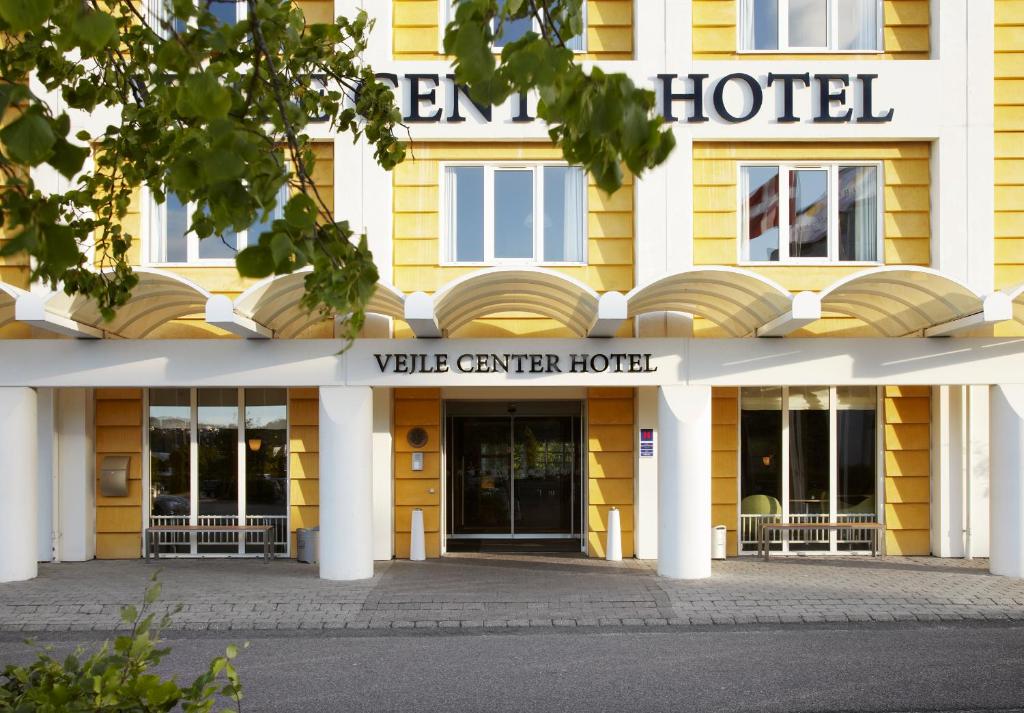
[0,0,673,337]
[0,574,245,712]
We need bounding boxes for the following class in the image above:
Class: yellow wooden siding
[392,142,634,338]
[692,141,931,337]
[288,388,319,556]
[883,385,930,555]
[587,388,635,558]
[296,0,333,24]
[996,1,1024,338]
[394,388,442,558]
[693,0,929,59]
[394,1,633,60]
[95,388,144,559]
[710,387,739,556]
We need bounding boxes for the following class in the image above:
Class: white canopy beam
[404,291,442,338]
[924,293,1014,337]
[205,295,272,339]
[15,294,103,339]
[756,292,822,338]
[589,292,628,338]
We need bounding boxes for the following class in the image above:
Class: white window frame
[144,185,288,266]
[737,0,884,54]
[439,1,587,54]
[735,385,884,555]
[143,387,291,558]
[737,161,884,266]
[440,161,588,267]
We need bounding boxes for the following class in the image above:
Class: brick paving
[1,554,1023,632]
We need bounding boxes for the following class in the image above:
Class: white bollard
[606,507,623,562]
[410,508,426,561]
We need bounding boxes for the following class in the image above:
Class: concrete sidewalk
[1,555,1022,633]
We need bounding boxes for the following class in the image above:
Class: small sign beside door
[640,428,654,458]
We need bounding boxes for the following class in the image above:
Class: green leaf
[0,0,53,32]
[235,245,274,278]
[72,11,117,55]
[47,138,89,179]
[0,111,56,165]
[177,71,232,120]
[283,193,317,230]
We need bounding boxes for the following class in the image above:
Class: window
[739,0,881,52]
[445,164,586,264]
[148,186,287,264]
[740,163,881,263]
[739,386,879,553]
[148,388,288,556]
[443,1,586,52]
[147,0,243,36]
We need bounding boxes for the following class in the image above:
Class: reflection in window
[743,166,781,262]
[788,386,830,552]
[542,166,585,262]
[837,0,878,50]
[494,170,534,259]
[739,0,779,50]
[244,389,288,554]
[739,0,880,51]
[492,0,532,46]
[197,389,239,553]
[149,389,191,517]
[788,0,828,48]
[838,165,878,262]
[740,387,783,520]
[837,386,877,515]
[449,166,485,262]
[789,169,828,258]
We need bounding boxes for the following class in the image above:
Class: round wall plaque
[407,427,429,449]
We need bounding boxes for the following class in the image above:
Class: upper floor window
[444,1,586,52]
[739,0,881,52]
[740,163,881,264]
[445,164,586,265]
[148,187,287,264]
[147,0,242,36]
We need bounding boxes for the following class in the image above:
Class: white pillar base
[657,385,712,580]
[990,385,1024,577]
[319,386,374,581]
[0,388,38,582]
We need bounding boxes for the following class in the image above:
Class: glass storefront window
[739,386,879,553]
[147,388,289,556]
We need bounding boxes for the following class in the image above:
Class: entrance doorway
[445,401,583,551]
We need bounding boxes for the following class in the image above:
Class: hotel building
[1,0,1024,583]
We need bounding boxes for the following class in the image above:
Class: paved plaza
[1,555,1023,633]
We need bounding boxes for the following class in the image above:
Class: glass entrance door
[446,402,582,541]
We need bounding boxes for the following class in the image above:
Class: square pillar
[990,384,1024,577]
[657,385,712,579]
[319,386,374,581]
[0,387,38,582]
[56,388,95,562]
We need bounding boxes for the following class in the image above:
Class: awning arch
[229,268,405,338]
[817,266,989,337]
[430,267,601,337]
[626,267,795,337]
[43,268,211,339]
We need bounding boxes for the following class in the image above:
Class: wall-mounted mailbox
[99,455,130,497]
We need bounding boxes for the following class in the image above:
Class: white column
[931,385,966,558]
[0,387,38,582]
[657,385,712,579]
[371,387,394,561]
[966,385,990,557]
[635,387,659,559]
[990,384,1024,577]
[56,388,96,562]
[319,386,374,580]
[36,388,56,562]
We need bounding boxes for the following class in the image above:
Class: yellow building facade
[2,0,1024,585]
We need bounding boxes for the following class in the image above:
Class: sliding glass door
[148,388,288,556]
[739,386,879,553]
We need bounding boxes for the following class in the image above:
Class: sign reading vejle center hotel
[374,352,658,374]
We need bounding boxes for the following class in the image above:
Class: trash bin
[711,525,727,560]
[297,527,320,564]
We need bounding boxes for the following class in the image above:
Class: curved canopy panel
[44,268,211,339]
[818,267,986,337]
[626,267,794,337]
[432,267,601,337]
[233,268,405,338]
[0,283,28,331]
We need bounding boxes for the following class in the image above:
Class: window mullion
[186,203,197,263]
[829,164,839,261]
[828,0,836,51]
[829,386,839,551]
[237,387,246,554]
[484,165,495,263]
[189,387,198,555]
[535,166,543,262]
[780,166,791,261]
[778,0,789,50]
[781,386,791,553]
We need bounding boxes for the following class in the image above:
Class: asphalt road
[2,623,1023,713]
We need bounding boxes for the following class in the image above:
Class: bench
[758,521,884,560]
[144,525,276,562]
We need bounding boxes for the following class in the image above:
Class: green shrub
[0,574,244,712]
